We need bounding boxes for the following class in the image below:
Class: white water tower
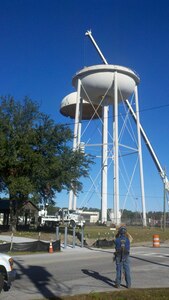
[71,64,146,226]
[60,32,147,227]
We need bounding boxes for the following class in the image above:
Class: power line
[59,102,169,128]
[140,103,169,113]
[80,189,164,200]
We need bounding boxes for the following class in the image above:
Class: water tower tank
[72,64,140,105]
[60,92,102,120]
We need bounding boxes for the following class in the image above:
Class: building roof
[0,199,39,213]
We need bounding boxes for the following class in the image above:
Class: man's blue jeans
[115,255,131,287]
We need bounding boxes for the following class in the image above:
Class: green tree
[0,96,93,231]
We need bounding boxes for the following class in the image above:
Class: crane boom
[85,30,108,65]
[85,30,169,191]
[125,99,168,185]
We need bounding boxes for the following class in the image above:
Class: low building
[0,199,39,227]
[78,210,100,224]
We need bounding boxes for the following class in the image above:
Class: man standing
[114,225,131,288]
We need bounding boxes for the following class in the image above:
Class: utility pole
[163,168,166,231]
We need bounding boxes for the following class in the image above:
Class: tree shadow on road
[14,260,71,299]
[82,269,116,288]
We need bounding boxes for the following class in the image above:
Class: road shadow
[131,255,169,268]
[81,269,116,288]
[14,260,71,299]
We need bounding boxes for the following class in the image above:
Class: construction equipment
[38,207,85,228]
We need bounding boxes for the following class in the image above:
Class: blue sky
[0,0,169,213]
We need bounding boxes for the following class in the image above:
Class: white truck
[0,253,16,293]
[38,207,85,228]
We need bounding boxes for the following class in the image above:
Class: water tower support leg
[101,104,108,223]
[68,79,82,210]
[134,86,147,226]
[69,191,73,210]
[113,72,120,226]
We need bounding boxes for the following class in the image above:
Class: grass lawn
[36,288,169,300]
[1,225,169,245]
[83,225,169,245]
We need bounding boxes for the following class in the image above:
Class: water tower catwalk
[60,32,147,227]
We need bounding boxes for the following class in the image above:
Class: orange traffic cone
[49,240,53,253]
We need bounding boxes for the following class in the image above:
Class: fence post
[64,226,68,249]
[72,226,76,248]
[81,226,84,248]
[56,226,59,240]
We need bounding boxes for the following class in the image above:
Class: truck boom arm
[85,30,169,191]
[125,99,168,186]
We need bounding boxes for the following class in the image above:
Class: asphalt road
[1,238,169,299]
